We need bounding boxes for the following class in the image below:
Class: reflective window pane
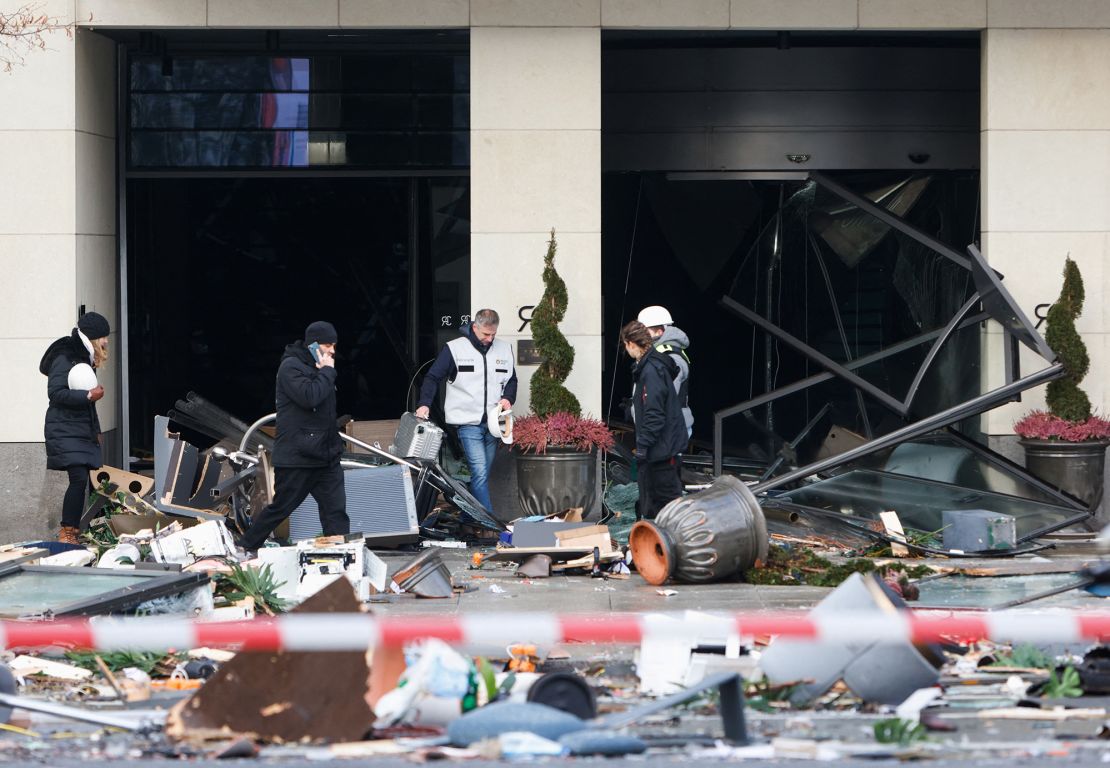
[128,54,469,169]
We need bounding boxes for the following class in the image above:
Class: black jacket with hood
[40,331,103,470]
[630,347,688,463]
[271,341,343,468]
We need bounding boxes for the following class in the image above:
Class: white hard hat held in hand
[67,363,98,391]
[637,305,673,327]
[487,404,513,444]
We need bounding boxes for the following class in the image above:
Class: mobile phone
[308,342,322,363]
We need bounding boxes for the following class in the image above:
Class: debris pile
[1,397,1108,762]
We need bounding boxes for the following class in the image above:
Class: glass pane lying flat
[775,468,1085,542]
[0,569,155,618]
[914,573,1088,610]
[846,431,1076,508]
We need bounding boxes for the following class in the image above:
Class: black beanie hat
[77,311,110,340]
[304,321,338,345]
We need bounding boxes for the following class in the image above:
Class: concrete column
[981,28,1110,438]
[0,12,117,540]
[469,19,602,417]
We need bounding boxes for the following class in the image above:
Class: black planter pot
[1021,438,1109,506]
[629,475,768,586]
[515,447,598,517]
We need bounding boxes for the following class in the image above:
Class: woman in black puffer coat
[40,312,110,544]
[621,320,688,520]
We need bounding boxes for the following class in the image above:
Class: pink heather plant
[513,412,615,454]
[1014,410,1110,442]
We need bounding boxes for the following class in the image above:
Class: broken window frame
[0,564,209,619]
[712,171,1064,500]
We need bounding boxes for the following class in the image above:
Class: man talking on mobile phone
[237,321,349,552]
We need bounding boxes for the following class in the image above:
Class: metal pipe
[340,432,420,471]
[238,413,277,454]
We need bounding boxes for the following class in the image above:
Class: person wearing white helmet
[636,305,693,439]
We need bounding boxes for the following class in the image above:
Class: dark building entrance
[600,32,983,465]
[115,31,471,458]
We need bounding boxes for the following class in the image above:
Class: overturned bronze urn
[629,475,768,585]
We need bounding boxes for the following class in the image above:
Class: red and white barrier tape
[0,611,1108,652]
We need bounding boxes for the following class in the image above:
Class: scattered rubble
[0,401,1106,761]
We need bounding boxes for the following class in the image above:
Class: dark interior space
[602,171,982,466]
[127,176,470,456]
[119,34,472,458]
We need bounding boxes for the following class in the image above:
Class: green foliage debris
[873,717,927,746]
[743,544,932,588]
[989,643,1053,670]
[214,562,290,615]
[65,650,169,675]
[1042,666,1083,699]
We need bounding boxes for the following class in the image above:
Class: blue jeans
[457,424,498,514]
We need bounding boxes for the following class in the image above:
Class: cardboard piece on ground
[554,524,613,553]
[9,655,93,681]
[551,551,623,571]
[879,511,909,557]
[89,466,154,498]
[512,521,595,549]
[166,578,374,744]
[109,513,201,537]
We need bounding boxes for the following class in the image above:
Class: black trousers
[239,464,348,550]
[61,465,90,528]
[637,457,684,520]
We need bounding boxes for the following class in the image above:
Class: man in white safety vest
[416,309,517,514]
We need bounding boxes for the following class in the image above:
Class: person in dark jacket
[621,320,687,520]
[237,321,349,551]
[40,311,111,544]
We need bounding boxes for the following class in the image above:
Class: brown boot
[57,525,80,545]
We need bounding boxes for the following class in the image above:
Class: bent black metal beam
[750,362,1064,493]
[901,292,981,412]
[721,296,908,415]
[711,310,990,475]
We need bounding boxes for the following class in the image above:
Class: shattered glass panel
[0,569,160,618]
[914,573,1087,610]
[723,176,979,422]
[776,469,1085,542]
[844,431,1078,508]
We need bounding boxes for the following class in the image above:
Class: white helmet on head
[67,362,98,391]
[637,305,673,328]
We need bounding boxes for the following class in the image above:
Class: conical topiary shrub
[1044,256,1090,422]
[529,229,581,418]
[1015,256,1110,442]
